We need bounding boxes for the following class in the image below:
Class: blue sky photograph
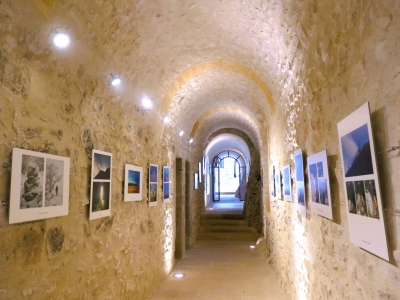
[295,153,304,181]
[128,170,140,185]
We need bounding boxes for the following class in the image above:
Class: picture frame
[307,150,332,220]
[337,102,388,261]
[90,149,112,220]
[283,165,292,202]
[163,166,170,202]
[275,168,282,200]
[294,149,306,216]
[9,148,70,224]
[124,164,143,202]
[194,173,199,190]
[198,162,202,183]
[148,163,158,206]
[270,165,275,197]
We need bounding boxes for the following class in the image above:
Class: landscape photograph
[309,163,319,203]
[295,153,304,182]
[163,166,170,182]
[341,123,373,178]
[346,181,357,214]
[128,170,140,194]
[93,153,111,180]
[150,165,158,183]
[318,178,328,206]
[149,183,157,203]
[92,182,110,212]
[163,183,170,200]
[283,166,290,196]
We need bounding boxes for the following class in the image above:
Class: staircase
[198,213,261,241]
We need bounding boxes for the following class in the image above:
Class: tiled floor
[150,240,289,300]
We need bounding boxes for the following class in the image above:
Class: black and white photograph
[149,163,158,206]
[283,165,292,202]
[90,149,112,220]
[45,158,64,207]
[9,148,70,224]
[338,102,388,260]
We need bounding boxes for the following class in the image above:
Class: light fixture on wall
[249,245,256,249]
[179,130,184,137]
[189,138,194,144]
[49,27,71,49]
[174,273,185,278]
[110,73,121,86]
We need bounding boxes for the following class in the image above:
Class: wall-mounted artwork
[294,149,306,216]
[283,165,292,202]
[124,164,143,202]
[9,148,70,224]
[307,150,332,220]
[198,162,202,183]
[163,166,170,202]
[275,168,282,200]
[338,102,388,261]
[90,150,112,220]
[205,157,210,195]
[149,163,158,206]
[270,165,275,197]
[194,173,199,190]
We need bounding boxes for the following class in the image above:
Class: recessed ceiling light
[249,245,256,249]
[53,32,70,48]
[189,138,193,143]
[141,96,153,109]
[111,77,121,86]
[163,116,170,123]
[179,131,184,136]
[174,273,185,278]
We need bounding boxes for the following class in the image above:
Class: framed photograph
[283,165,292,202]
[198,162,202,183]
[163,166,170,202]
[275,168,282,200]
[9,148,70,224]
[338,102,388,260]
[307,150,333,219]
[294,149,306,216]
[148,163,158,206]
[270,165,275,197]
[194,173,199,190]
[90,150,112,220]
[124,164,143,202]
[205,157,210,195]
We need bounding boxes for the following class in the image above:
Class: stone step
[199,225,257,233]
[200,219,246,226]
[201,213,244,220]
[197,232,262,241]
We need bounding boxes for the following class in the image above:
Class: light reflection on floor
[205,194,244,214]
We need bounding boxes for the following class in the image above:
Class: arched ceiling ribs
[190,106,260,138]
[161,60,275,115]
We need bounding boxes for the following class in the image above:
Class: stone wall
[260,1,400,299]
[0,2,193,299]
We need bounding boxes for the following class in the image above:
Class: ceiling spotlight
[163,116,170,123]
[52,30,70,48]
[189,138,193,144]
[141,96,153,109]
[179,131,184,137]
[174,273,185,278]
[110,74,121,86]
[249,245,256,249]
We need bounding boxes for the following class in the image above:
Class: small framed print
[149,163,158,206]
[283,165,292,202]
[270,165,275,197]
[124,164,143,202]
[294,149,306,216]
[90,150,112,220]
[194,173,198,190]
[163,166,170,202]
[275,168,282,200]
[198,162,202,183]
[9,148,70,224]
